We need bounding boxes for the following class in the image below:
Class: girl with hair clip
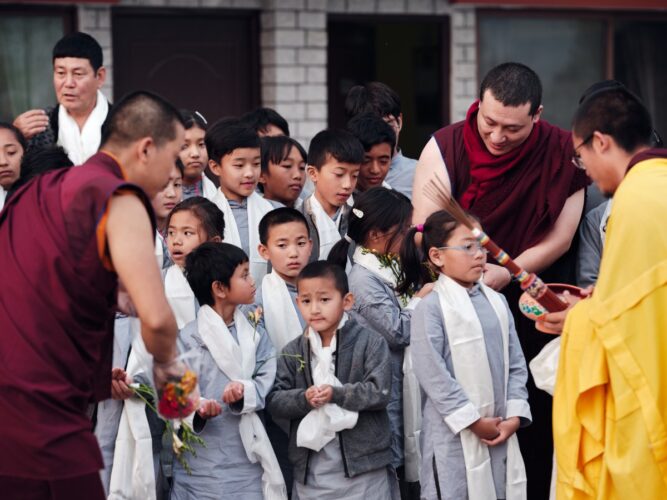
[179,110,217,200]
[328,187,434,499]
[399,210,531,500]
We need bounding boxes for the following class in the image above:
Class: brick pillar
[450,7,477,122]
[78,4,114,101]
[261,0,327,148]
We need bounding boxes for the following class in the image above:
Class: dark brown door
[112,7,260,124]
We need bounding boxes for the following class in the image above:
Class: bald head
[102,91,185,148]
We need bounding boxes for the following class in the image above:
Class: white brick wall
[261,0,327,148]
[450,6,478,122]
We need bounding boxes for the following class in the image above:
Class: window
[0,6,74,121]
[478,11,667,137]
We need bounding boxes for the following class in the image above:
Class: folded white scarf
[57,89,108,165]
[211,188,273,283]
[108,319,156,500]
[0,188,6,212]
[164,265,196,329]
[297,314,358,451]
[307,194,345,260]
[599,199,613,245]
[201,174,218,200]
[261,270,302,353]
[434,274,526,500]
[197,305,287,500]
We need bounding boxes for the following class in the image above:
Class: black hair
[101,90,185,147]
[0,122,27,152]
[260,135,307,174]
[52,32,103,72]
[205,118,260,163]
[344,81,401,120]
[175,157,185,176]
[239,107,290,136]
[258,207,310,245]
[185,242,248,306]
[166,196,225,239]
[12,145,72,190]
[180,109,208,131]
[297,260,349,296]
[479,62,542,116]
[328,187,412,270]
[573,87,653,153]
[397,210,468,296]
[307,129,365,170]
[346,112,396,152]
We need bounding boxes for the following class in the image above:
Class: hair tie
[415,224,424,233]
[344,234,354,244]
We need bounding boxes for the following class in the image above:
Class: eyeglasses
[436,242,488,256]
[571,134,593,170]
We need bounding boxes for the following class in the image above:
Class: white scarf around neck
[164,264,196,329]
[0,188,6,212]
[201,173,218,200]
[108,318,156,500]
[308,194,345,260]
[434,274,526,500]
[155,231,165,269]
[57,89,108,165]
[296,314,358,451]
[211,188,272,283]
[261,270,303,353]
[197,305,287,500]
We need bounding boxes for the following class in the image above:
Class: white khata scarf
[197,305,287,500]
[211,188,273,283]
[599,199,613,246]
[201,173,218,200]
[108,319,156,500]
[58,89,108,165]
[296,314,359,451]
[0,188,6,212]
[261,270,303,353]
[164,264,196,329]
[306,194,345,260]
[434,274,527,500]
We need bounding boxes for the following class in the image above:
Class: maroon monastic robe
[0,152,153,480]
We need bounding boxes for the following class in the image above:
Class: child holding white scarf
[172,242,285,500]
[328,187,434,499]
[401,210,532,500]
[206,119,273,282]
[267,261,394,500]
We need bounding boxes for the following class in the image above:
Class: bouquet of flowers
[131,355,204,474]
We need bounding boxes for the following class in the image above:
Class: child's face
[221,261,256,305]
[0,128,24,190]
[358,143,392,192]
[297,276,353,336]
[179,126,208,183]
[428,224,487,288]
[167,210,209,267]
[307,157,359,215]
[151,165,183,222]
[258,221,312,284]
[210,148,261,202]
[259,145,306,206]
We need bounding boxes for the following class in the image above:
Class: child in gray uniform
[267,261,395,500]
[400,210,532,500]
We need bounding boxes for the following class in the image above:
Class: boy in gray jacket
[267,261,396,499]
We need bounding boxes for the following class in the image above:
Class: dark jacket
[266,314,393,484]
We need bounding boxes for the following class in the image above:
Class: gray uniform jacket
[266,315,393,483]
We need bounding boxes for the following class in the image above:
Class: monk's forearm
[141,308,178,363]
[514,239,571,274]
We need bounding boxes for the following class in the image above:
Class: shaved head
[102,91,185,148]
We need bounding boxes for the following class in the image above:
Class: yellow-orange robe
[553,152,667,499]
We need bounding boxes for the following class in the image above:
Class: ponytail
[397,226,429,296]
[327,236,351,270]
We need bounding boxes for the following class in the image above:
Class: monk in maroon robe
[412,63,589,498]
[0,91,185,500]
